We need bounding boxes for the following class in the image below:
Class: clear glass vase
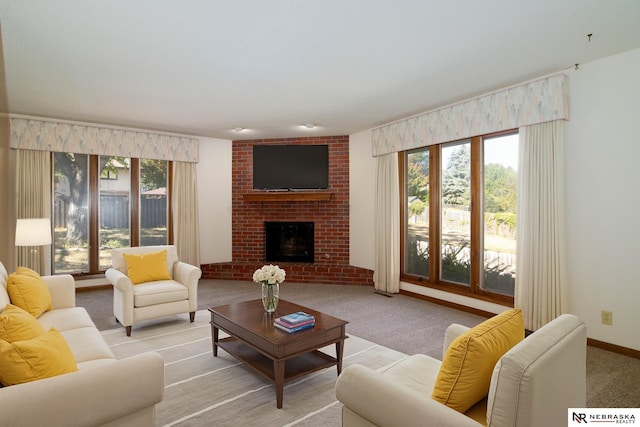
[261,283,279,313]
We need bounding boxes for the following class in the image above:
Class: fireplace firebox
[264,222,314,263]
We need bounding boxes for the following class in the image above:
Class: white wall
[349,129,376,270]
[349,48,640,351]
[197,137,232,264]
[564,48,640,350]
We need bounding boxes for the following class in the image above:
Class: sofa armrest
[0,352,164,427]
[335,364,482,427]
[42,274,76,309]
[443,323,471,358]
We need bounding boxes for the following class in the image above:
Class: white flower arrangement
[253,264,286,286]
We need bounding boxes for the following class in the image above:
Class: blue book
[279,311,315,325]
[273,321,315,333]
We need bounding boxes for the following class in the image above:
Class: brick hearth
[200,135,373,286]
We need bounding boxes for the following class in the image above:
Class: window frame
[52,153,173,277]
[400,130,516,306]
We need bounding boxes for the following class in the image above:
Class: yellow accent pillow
[431,308,524,413]
[7,267,53,318]
[0,327,78,386]
[0,304,46,342]
[123,250,172,284]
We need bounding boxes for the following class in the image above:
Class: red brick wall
[200,135,373,286]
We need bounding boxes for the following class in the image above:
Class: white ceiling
[1,1,639,141]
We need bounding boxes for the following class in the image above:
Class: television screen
[253,145,329,190]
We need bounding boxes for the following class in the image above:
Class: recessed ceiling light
[304,123,315,129]
[234,127,245,132]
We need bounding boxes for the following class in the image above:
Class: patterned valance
[9,117,199,163]
[372,74,569,156]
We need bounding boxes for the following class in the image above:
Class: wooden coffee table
[209,299,348,408]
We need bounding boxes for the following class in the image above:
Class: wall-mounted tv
[253,144,329,190]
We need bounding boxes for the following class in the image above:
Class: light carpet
[101,310,408,427]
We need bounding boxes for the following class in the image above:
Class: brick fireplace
[200,135,374,286]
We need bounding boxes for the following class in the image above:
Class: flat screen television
[252,145,329,190]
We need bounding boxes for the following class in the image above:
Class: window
[139,159,169,246]
[441,140,471,285]
[482,134,518,296]
[98,156,131,271]
[53,153,171,275]
[402,132,518,302]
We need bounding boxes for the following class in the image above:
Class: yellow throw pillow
[7,266,53,318]
[431,308,524,413]
[0,327,78,386]
[0,304,46,342]
[123,250,172,284]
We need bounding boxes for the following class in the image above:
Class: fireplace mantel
[242,191,333,202]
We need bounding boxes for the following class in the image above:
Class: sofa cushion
[0,304,46,342]
[7,267,53,317]
[60,326,115,363]
[431,308,524,413]
[0,327,78,386]
[37,307,97,332]
[123,250,172,284]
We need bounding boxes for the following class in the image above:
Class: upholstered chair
[336,311,587,427]
[105,245,201,336]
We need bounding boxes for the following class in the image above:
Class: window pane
[441,141,471,285]
[140,159,168,246]
[99,156,130,270]
[53,153,90,273]
[483,134,518,296]
[405,149,430,277]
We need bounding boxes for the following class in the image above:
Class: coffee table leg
[274,360,285,408]
[212,326,219,357]
[336,339,345,374]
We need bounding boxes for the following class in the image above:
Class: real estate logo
[569,408,638,424]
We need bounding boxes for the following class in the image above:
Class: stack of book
[273,311,315,333]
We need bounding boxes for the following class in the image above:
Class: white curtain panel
[515,120,567,331]
[15,149,52,274]
[373,153,400,293]
[172,161,200,267]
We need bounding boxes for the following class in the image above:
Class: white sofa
[335,313,586,427]
[106,245,201,336]
[0,261,164,427]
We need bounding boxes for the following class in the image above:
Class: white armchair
[335,313,587,427]
[105,245,201,336]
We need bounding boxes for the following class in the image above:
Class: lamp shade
[15,218,52,246]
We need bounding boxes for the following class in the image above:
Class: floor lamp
[15,218,52,274]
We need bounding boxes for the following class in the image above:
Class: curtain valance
[371,74,569,156]
[9,117,199,163]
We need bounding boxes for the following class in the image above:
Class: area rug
[101,310,408,427]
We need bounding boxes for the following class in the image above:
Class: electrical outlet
[601,310,613,326]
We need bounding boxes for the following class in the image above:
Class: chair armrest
[0,352,164,427]
[173,261,201,288]
[174,262,201,312]
[443,323,471,358]
[335,364,482,427]
[42,274,76,309]
[105,268,134,293]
